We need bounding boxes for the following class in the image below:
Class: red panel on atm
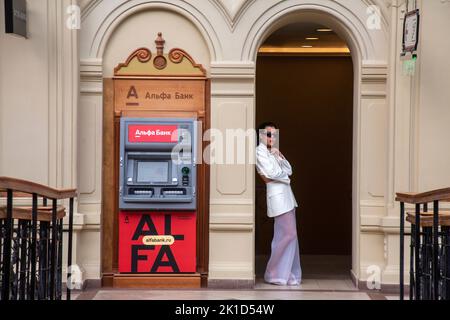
[128,125,179,143]
[119,211,196,273]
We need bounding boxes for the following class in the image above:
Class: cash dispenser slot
[160,188,192,202]
[130,188,154,196]
[123,188,155,203]
[162,188,187,196]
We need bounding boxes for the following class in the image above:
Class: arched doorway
[244,2,390,289]
[255,20,356,284]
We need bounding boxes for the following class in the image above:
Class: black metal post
[1,189,13,301]
[433,200,439,300]
[67,197,74,301]
[445,227,450,300]
[30,194,38,300]
[25,221,31,298]
[400,201,405,300]
[0,220,2,299]
[57,219,63,300]
[415,203,421,300]
[423,227,432,299]
[0,218,3,286]
[49,199,57,300]
[38,222,49,299]
[13,221,22,300]
[19,220,28,300]
[410,226,415,300]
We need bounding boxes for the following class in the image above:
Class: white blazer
[256,143,298,218]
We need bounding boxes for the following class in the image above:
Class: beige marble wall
[0,0,84,277]
[416,0,450,191]
[1,0,52,183]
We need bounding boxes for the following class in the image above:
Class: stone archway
[242,2,389,286]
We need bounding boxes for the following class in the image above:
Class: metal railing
[0,177,77,301]
[396,188,450,300]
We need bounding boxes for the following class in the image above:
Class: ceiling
[259,22,350,55]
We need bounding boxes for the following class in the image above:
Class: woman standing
[256,122,302,286]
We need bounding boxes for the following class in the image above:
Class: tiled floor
[254,278,357,291]
[72,278,403,301]
[90,289,371,300]
[255,255,353,280]
[62,293,80,300]
[72,277,392,301]
[384,295,410,300]
[70,256,402,301]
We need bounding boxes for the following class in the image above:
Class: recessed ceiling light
[306,37,319,40]
[258,47,351,54]
[317,28,333,32]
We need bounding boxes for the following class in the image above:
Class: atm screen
[136,161,169,183]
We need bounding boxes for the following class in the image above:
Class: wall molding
[211,90,255,97]
[80,59,103,81]
[210,224,254,232]
[47,0,79,191]
[208,0,256,31]
[210,63,255,82]
[80,0,101,21]
[361,66,388,83]
[360,200,387,207]
[210,198,254,205]
[210,213,254,225]
[209,262,254,278]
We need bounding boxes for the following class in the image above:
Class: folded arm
[269,148,293,176]
[279,158,293,176]
[259,174,274,184]
[256,149,291,184]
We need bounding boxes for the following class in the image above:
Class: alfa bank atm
[118,118,198,274]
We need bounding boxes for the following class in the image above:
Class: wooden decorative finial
[155,32,165,56]
[154,32,167,70]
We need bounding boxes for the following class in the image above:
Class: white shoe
[287,279,301,286]
[265,279,287,286]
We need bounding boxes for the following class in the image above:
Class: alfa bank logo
[129,125,178,143]
[119,212,197,273]
[135,129,173,138]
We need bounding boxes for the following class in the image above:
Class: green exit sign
[403,56,417,76]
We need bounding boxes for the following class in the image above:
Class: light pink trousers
[264,209,302,285]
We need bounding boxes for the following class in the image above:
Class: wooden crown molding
[114,33,207,78]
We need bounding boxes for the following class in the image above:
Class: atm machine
[118,118,198,274]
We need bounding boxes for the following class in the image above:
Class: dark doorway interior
[255,54,354,278]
